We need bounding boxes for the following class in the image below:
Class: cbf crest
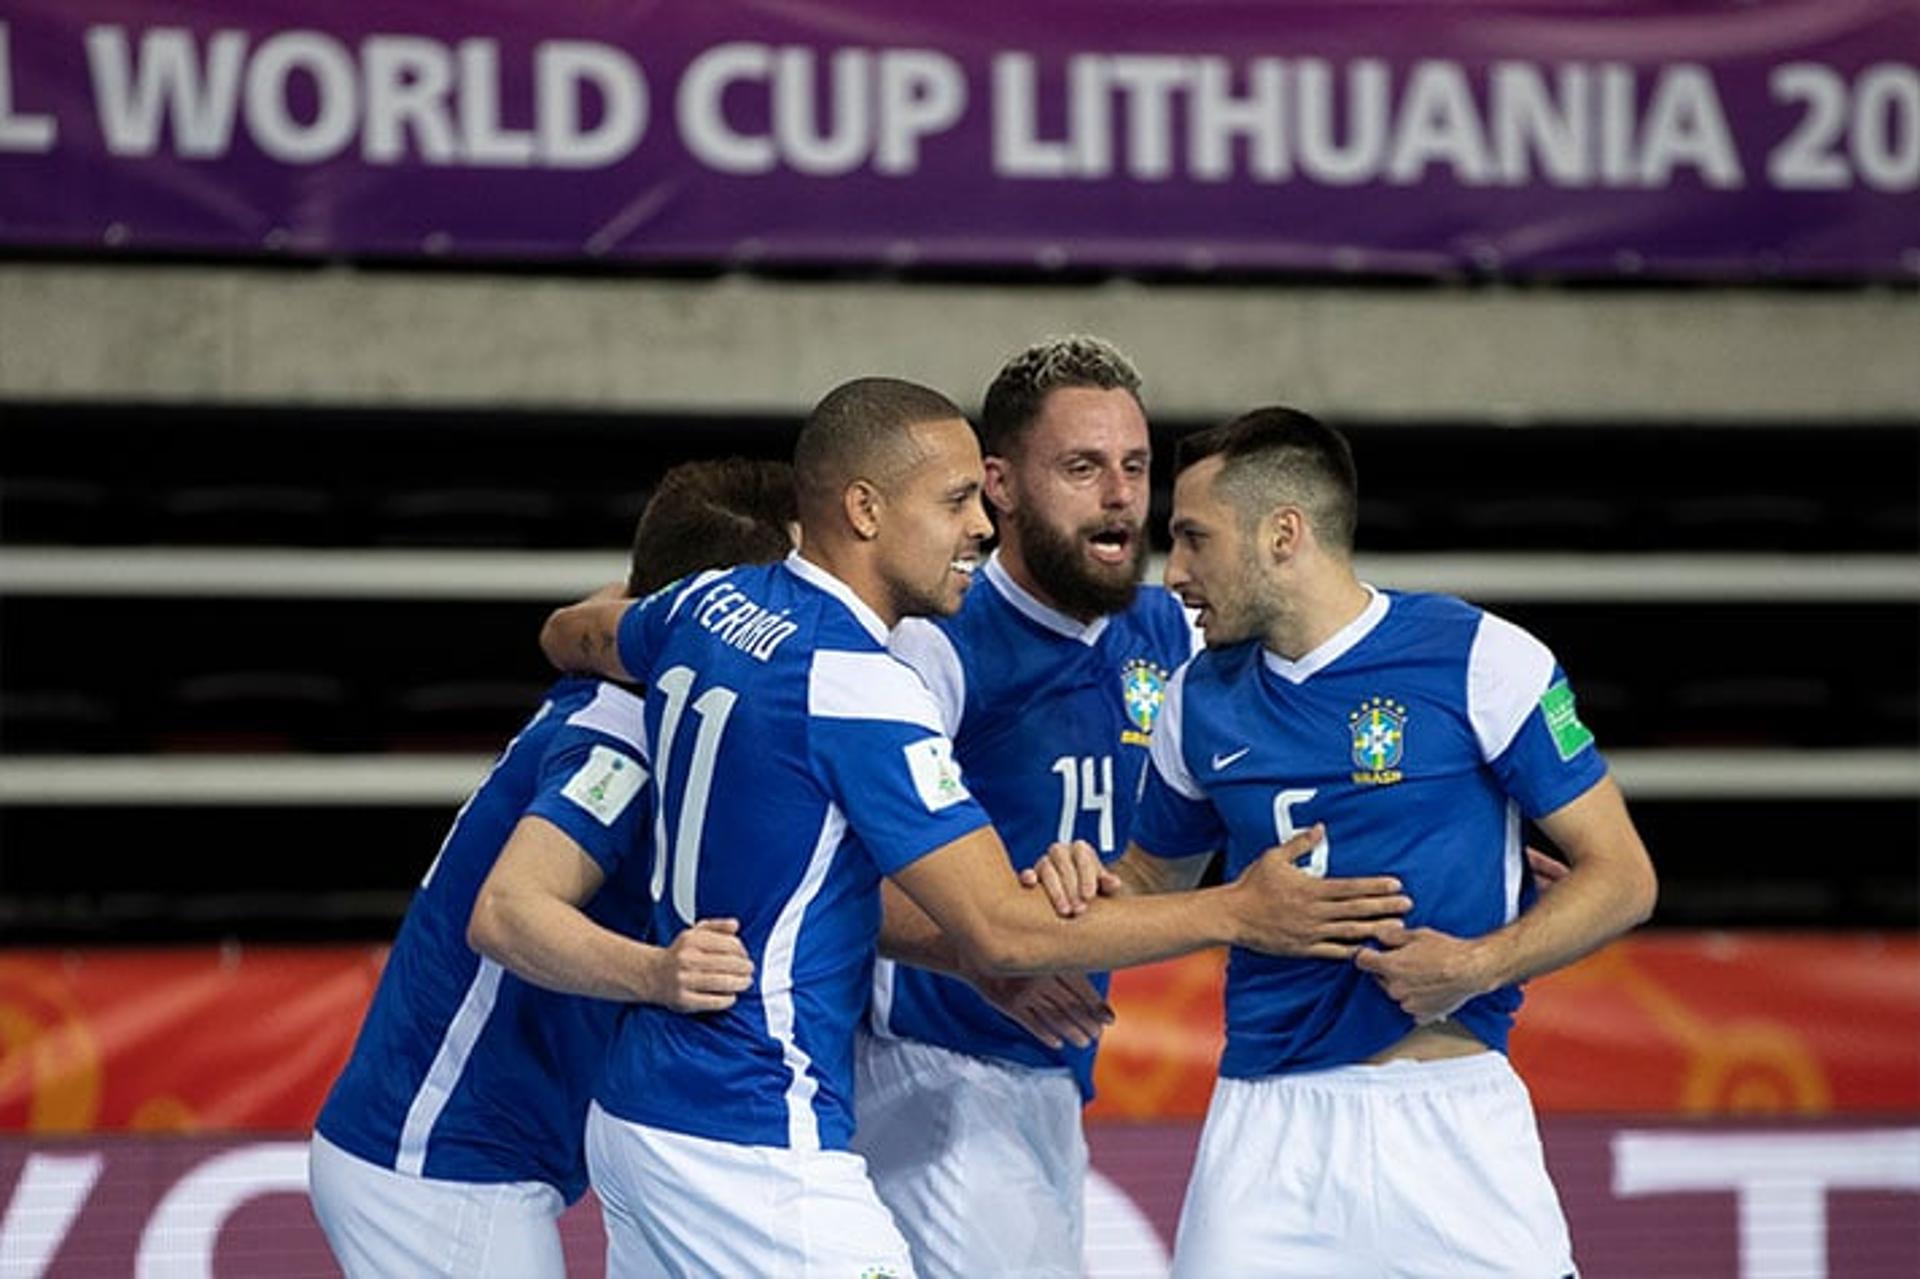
[1349,695,1407,785]
[1120,658,1170,746]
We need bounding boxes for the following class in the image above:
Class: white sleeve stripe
[563,682,651,758]
[1150,662,1206,801]
[887,620,966,738]
[1468,611,1557,762]
[807,649,945,734]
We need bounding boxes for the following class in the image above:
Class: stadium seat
[158,671,357,753]
[385,679,552,751]
[0,687,123,752]
[375,487,563,548]
[160,485,344,547]
[0,477,115,544]
[1451,496,1623,551]
[1662,494,1827,550]
[1664,675,1837,748]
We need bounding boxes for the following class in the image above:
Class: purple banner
[2,1120,1918,1277]
[0,1,1916,277]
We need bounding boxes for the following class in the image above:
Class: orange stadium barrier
[1088,933,1920,1119]
[1,934,1915,1134]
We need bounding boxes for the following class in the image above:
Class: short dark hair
[1175,407,1359,554]
[793,377,966,519]
[628,457,797,595]
[979,336,1143,458]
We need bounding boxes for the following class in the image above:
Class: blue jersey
[878,553,1197,1097]
[596,553,992,1152]
[316,677,654,1202]
[1131,589,1608,1079]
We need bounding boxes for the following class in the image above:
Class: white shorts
[585,1101,916,1278]
[306,1131,567,1279]
[852,1033,1087,1279]
[1171,1053,1575,1279]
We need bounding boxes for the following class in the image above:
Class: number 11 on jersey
[650,665,739,923]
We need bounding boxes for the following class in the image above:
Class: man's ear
[1262,505,1308,563]
[982,455,1015,517]
[844,479,883,540]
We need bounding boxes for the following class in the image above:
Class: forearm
[1475,778,1658,987]
[878,880,965,975]
[1474,856,1655,988]
[539,597,633,679]
[959,880,1240,977]
[469,887,663,1003]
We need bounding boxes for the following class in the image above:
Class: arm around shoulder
[469,816,753,1011]
[539,594,636,680]
[889,827,1245,977]
[890,825,1406,977]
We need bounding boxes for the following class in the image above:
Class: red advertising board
[1086,933,1920,1120]
[2,934,1916,1134]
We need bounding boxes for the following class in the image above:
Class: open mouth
[1086,527,1135,566]
[950,557,979,577]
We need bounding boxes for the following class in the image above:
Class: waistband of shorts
[856,1030,1076,1104]
[1228,1049,1518,1096]
[860,1029,1073,1079]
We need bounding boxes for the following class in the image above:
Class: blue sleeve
[522,727,652,879]
[1129,763,1226,860]
[812,717,992,876]
[1489,663,1610,821]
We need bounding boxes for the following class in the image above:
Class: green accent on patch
[1539,681,1594,761]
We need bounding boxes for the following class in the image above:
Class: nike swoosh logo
[1211,746,1251,770]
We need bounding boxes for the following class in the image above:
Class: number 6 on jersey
[1272,788,1330,877]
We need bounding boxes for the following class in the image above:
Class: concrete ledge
[3,263,1916,418]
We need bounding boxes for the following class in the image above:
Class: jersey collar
[984,551,1110,646]
[782,550,890,645]
[1261,584,1387,685]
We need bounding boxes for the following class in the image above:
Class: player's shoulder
[770,556,891,650]
[889,614,962,678]
[548,677,649,756]
[1381,588,1484,628]
[504,676,614,750]
[1118,583,1195,635]
[1384,590,1553,660]
[1178,636,1264,693]
[916,566,1010,652]
[1379,589,1519,657]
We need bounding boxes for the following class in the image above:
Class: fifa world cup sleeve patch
[560,744,648,825]
[902,736,972,812]
[1539,681,1595,761]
